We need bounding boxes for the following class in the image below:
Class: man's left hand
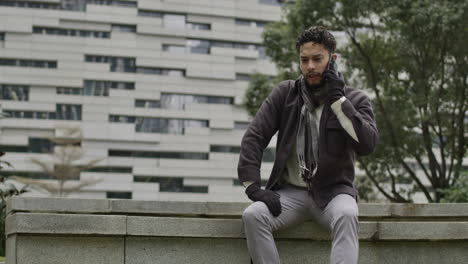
[323,69,345,103]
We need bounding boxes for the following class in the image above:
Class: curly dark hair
[295,26,336,53]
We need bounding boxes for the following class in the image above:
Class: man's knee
[242,202,271,226]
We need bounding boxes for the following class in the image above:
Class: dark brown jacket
[238,79,378,209]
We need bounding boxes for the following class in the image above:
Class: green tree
[245,0,467,202]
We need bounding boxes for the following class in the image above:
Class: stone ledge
[6,213,127,236]
[7,197,468,219]
[7,213,468,241]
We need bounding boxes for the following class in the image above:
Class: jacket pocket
[325,120,347,157]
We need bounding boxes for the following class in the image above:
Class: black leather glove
[323,69,345,103]
[245,183,282,217]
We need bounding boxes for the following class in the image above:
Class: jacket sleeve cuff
[330,97,360,143]
[243,181,255,188]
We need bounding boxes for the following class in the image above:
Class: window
[258,0,282,6]
[210,145,241,153]
[0,170,50,180]
[33,26,110,39]
[84,167,132,173]
[83,80,134,96]
[0,58,57,68]
[86,0,137,8]
[111,24,137,33]
[109,115,136,123]
[86,55,137,73]
[106,191,132,199]
[187,39,210,54]
[187,22,211,30]
[0,33,4,41]
[109,150,209,160]
[162,44,186,54]
[83,80,110,96]
[160,94,233,110]
[57,87,83,95]
[29,138,54,153]
[56,104,82,120]
[135,117,208,134]
[163,14,186,29]
[135,99,161,108]
[3,110,55,119]
[0,1,61,9]
[211,41,234,49]
[0,145,29,153]
[134,176,208,193]
[0,84,29,101]
[136,67,185,77]
[236,73,251,81]
[138,10,163,17]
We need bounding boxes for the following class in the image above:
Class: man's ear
[332,53,337,61]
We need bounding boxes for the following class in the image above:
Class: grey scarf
[297,76,328,190]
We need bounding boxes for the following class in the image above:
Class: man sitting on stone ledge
[238,26,379,264]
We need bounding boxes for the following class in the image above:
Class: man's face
[299,42,334,86]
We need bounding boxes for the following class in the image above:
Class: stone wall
[5,197,468,264]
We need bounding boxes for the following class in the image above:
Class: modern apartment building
[0,0,283,202]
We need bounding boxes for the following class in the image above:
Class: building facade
[0,0,283,202]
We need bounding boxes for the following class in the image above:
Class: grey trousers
[242,184,359,264]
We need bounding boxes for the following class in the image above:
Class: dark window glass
[113,1,136,7]
[211,41,233,48]
[84,167,132,173]
[56,104,82,120]
[0,170,50,180]
[0,59,17,66]
[187,39,210,54]
[135,117,208,134]
[187,22,210,30]
[111,24,137,33]
[0,84,29,101]
[106,192,132,199]
[136,67,185,76]
[33,26,110,39]
[0,58,56,68]
[236,73,251,81]
[138,10,163,17]
[0,1,61,9]
[0,33,4,41]
[135,99,161,108]
[162,44,186,54]
[258,0,282,6]
[56,87,83,95]
[29,138,54,153]
[133,176,208,193]
[0,145,29,153]
[109,115,136,123]
[160,94,232,109]
[210,145,241,153]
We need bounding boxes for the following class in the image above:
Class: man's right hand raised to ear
[245,183,282,216]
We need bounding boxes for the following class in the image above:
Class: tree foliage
[247,0,467,202]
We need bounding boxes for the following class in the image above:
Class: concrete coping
[6,197,468,219]
[6,213,468,241]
